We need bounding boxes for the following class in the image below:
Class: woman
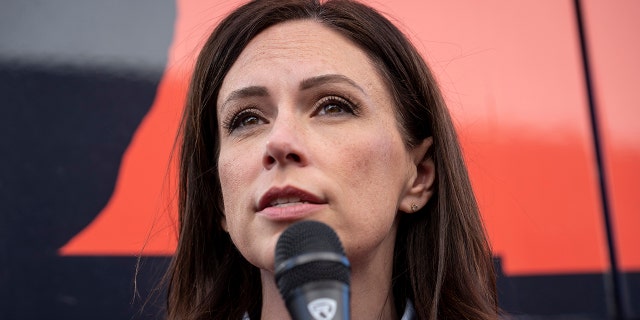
[165,0,498,319]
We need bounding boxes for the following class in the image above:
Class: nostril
[263,138,306,168]
[264,155,276,166]
[287,153,301,162]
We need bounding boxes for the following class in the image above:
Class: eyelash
[222,95,360,133]
[313,95,359,117]
[222,107,264,133]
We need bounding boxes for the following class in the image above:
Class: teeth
[269,197,309,207]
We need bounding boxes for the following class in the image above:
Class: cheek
[340,134,407,186]
[218,150,252,215]
[218,156,238,201]
[218,153,252,247]
[336,129,413,225]
[329,134,408,262]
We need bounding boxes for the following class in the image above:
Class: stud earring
[411,203,419,212]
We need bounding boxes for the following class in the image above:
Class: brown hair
[166,0,497,319]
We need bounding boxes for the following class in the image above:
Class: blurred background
[1,0,638,318]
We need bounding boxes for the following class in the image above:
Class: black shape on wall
[1,0,174,318]
[0,63,164,319]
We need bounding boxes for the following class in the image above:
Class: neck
[259,241,398,320]
[259,270,289,320]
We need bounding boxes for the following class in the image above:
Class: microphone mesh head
[274,220,350,299]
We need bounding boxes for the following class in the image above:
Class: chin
[244,237,280,273]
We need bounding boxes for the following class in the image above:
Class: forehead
[218,20,386,102]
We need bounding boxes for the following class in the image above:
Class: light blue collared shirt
[242,300,416,319]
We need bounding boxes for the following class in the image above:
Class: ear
[399,137,435,214]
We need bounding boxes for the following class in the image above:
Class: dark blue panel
[0,1,174,319]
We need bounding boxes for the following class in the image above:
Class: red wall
[62,0,640,277]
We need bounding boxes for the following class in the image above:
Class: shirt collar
[242,299,416,319]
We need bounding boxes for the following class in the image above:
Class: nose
[263,117,308,169]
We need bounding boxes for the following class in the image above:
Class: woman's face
[217,20,425,271]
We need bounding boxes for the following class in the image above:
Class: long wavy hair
[165,0,497,319]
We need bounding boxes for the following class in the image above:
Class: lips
[257,186,325,212]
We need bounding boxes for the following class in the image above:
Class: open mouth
[269,197,312,208]
[258,186,325,212]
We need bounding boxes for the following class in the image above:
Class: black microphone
[275,220,351,320]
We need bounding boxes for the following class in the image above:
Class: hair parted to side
[166,0,498,319]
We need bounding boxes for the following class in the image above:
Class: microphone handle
[285,280,350,320]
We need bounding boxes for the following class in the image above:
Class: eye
[314,96,358,116]
[223,108,266,133]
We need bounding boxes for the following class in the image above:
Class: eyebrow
[220,74,365,111]
[220,86,269,111]
[299,74,366,94]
